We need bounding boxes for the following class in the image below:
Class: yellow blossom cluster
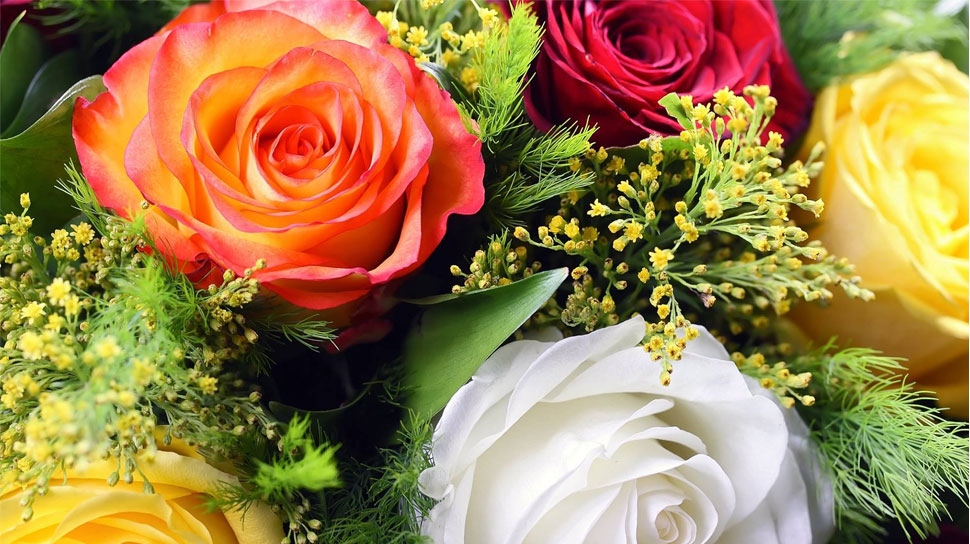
[450,234,541,294]
[0,194,279,518]
[376,1,497,89]
[505,87,871,385]
[731,351,815,409]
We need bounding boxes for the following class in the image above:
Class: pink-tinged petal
[368,168,427,282]
[403,61,485,265]
[302,40,409,166]
[157,1,227,34]
[261,277,372,316]
[154,199,353,272]
[125,117,193,214]
[142,207,208,265]
[73,34,165,214]
[325,99,432,226]
[73,33,208,267]
[248,0,388,48]
[328,317,393,351]
[234,46,364,142]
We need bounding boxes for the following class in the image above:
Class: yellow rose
[793,52,969,417]
[1,439,284,543]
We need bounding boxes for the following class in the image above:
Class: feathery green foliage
[318,413,436,544]
[464,2,543,152]
[462,3,595,226]
[775,0,967,90]
[211,415,341,543]
[779,345,970,543]
[251,416,341,501]
[254,314,337,351]
[58,164,336,369]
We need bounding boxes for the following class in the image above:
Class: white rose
[418,317,834,543]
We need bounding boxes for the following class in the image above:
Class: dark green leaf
[1,50,83,138]
[399,292,460,306]
[418,61,470,105]
[939,6,969,74]
[400,267,568,417]
[1,75,106,233]
[0,12,50,131]
[268,385,372,438]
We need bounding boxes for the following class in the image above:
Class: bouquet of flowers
[1,1,967,543]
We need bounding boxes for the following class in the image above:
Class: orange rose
[72,0,484,327]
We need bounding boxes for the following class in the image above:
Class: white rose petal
[419,317,834,544]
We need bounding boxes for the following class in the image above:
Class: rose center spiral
[256,104,334,179]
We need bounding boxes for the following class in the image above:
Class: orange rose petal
[192,166,366,253]
[149,11,326,183]
[371,43,419,96]
[232,47,371,206]
[143,208,208,265]
[125,118,192,215]
[242,42,420,214]
[306,197,407,270]
[184,66,267,205]
[328,101,433,226]
[223,0,276,9]
[260,277,373,316]
[408,59,486,260]
[370,168,429,282]
[243,143,366,222]
[243,106,384,238]
[308,40,409,155]
[73,35,164,213]
[187,67,266,170]
[278,102,378,205]
[153,200,354,273]
[234,47,364,147]
[413,63,485,219]
[186,152,358,253]
[257,99,346,186]
[247,86,358,204]
[121,122,210,263]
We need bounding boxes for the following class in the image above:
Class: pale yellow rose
[793,52,969,417]
[0,439,284,543]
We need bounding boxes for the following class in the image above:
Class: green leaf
[604,134,691,177]
[399,292,460,306]
[0,75,106,233]
[400,267,568,417]
[605,136,687,169]
[658,92,692,130]
[268,385,372,437]
[418,61,470,106]
[1,50,83,138]
[0,12,50,132]
[661,136,691,154]
[939,6,969,74]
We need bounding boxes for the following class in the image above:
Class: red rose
[72,0,485,328]
[522,0,812,146]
